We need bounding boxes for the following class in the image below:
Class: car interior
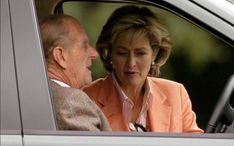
[206,74,234,133]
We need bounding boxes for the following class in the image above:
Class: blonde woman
[83,5,203,133]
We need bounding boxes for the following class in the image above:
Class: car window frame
[162,0,234,47]
[1,0,22,134]
[6,0,56,132]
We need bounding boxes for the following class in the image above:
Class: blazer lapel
[96,75,128,131]
[148,79,172,132]
[102,104,128,131]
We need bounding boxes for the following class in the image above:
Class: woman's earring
[151,61,155,65]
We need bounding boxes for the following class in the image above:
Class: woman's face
[112,32,157,89]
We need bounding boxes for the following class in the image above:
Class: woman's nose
[127,54,136,68]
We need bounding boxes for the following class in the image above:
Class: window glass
[62,1,234,131]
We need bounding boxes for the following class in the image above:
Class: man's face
[65,22,98,88]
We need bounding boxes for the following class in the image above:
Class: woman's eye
[136,52,146,55]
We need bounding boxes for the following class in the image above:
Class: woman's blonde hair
[97,5,172,77]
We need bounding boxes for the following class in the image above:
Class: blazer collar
[97,75,128,130]
[97,75,116,105]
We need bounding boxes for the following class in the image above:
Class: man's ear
[52,46,68,69]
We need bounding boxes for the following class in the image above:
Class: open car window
[58,1,234,132]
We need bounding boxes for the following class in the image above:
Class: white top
[112,73,153,131]
[51,79,70,88]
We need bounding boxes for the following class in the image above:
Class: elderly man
[39,14,111,131]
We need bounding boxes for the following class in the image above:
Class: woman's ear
[52,46,67,69]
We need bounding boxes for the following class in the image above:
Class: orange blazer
[83,75,203,133]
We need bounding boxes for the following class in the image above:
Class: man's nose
[89,45,99,59]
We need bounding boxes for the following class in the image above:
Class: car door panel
[9,0,56,131]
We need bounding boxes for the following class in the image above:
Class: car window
[61,1,234,131]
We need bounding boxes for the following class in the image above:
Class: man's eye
[83,44,89,51]
[84,44,88,48]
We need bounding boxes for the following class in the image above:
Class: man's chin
[84,76,92,85]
